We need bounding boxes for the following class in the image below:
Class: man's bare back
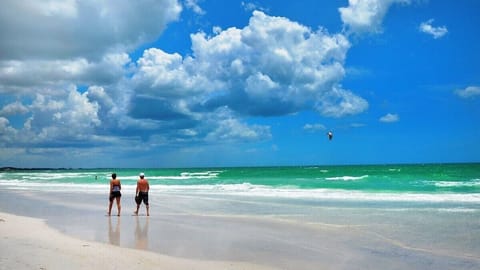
[137,179,149,192]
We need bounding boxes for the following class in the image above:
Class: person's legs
[134,194,142,215]
[134,203,140,215]
[115,196,121,216]
[108,195,114,216]
[135,193,149,215]
[144,193,149,216]
[108,200,113,216]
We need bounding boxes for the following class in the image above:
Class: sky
[0,0,479,168]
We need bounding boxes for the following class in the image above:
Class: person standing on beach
[108,173,122,216]
[134,172,150,216]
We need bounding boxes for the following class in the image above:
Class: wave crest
[325,175,369,181]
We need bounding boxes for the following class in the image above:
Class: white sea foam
[436,208,478,213]
[325,175,369,181]
[180,171,222,178]
[129,171,222,181]
[1,177,480,204]
[112,171,222,181]
[145,184,480,204]
[0,172,110,182]
[0,180,107,193]
[429,179,480,188]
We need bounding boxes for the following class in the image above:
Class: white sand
[0,212,276,270]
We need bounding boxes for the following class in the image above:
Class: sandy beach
[0,211,280,270]
[1,187,479,270]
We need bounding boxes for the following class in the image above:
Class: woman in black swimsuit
[108,173,122,216]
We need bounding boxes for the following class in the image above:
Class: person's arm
[110,180,113,193]
[136,181,139,196]
[147,181,150,192]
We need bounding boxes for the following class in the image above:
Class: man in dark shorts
[134,172,150,216]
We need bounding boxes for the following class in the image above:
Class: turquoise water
[1,164,479,201]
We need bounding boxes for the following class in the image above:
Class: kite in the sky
[327,131,333,141]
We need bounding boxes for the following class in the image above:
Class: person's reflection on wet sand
[134,216,149,250]
[108,216,120,246]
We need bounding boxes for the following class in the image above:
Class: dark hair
[112,173,117,179]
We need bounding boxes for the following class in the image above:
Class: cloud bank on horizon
[0,0,478,167]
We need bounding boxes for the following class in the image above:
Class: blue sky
[0,0,479,168]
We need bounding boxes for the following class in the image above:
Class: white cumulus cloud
[0,0,180,96]
[0,0,183,151]
[25,88,101,142]
[184,0,205,15]
[241,1,268,12]
[0,102,29,116]
[419,19,448,39]
[303,123,326,132]
[0,53,131,95]
[206,118,271,142]
[379,113,399,123]
[0,3,388,162]
[133,11,367,119]
[339,0,410,35]
[455,86,480,98]
[0,0,182,61]
[0,117,17,144]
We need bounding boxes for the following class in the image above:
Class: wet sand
[0,212,278,270]
[1,189,479,269]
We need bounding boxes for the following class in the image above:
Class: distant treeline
[0,167,73,171]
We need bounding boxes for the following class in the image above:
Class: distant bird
[327,131,333,141]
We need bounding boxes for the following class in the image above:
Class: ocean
[1,163,479,209]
